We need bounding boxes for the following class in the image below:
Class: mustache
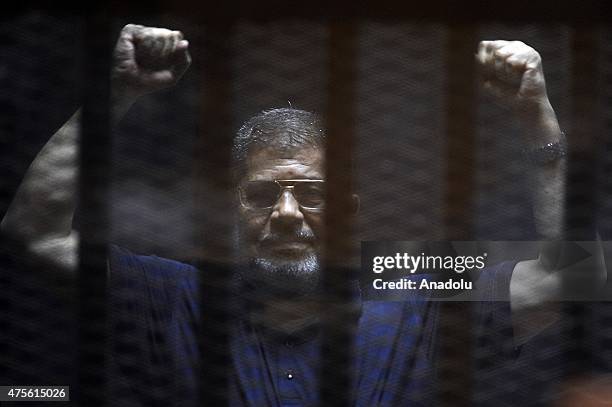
[259,230,316,245]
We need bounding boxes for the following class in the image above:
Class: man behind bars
[2,24,599,406]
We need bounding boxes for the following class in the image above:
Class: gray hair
[232,108,325,181]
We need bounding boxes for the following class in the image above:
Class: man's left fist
[476,40,548,107]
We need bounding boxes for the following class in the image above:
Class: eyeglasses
[238,179,325,211]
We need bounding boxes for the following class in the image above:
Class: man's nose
[270,189,304,231]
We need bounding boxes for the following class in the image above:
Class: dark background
[2,6,612,404]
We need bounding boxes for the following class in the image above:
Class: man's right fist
[112,24,191,100]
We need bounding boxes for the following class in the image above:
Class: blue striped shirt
[108,245,522,406]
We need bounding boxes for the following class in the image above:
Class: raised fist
[476,40,548,108]
[112,24,191,100]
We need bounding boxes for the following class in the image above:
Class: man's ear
[351,194,360,215]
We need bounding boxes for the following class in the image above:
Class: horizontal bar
[7,1,612,23]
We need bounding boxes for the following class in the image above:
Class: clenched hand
[112,24,191,102]
[476,40,548,108]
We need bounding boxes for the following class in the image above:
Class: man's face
[237,145,325,296]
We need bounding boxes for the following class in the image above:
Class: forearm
[510,102,607,345]
[511,101,567,343]
[521,100,566,240]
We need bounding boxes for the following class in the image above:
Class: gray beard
[242,252,321,297]
[234,222,321,297]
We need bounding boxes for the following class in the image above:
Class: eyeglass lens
[241,181,325,209]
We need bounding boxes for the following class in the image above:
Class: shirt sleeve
[473,261,519,359]
[107,245,198,406]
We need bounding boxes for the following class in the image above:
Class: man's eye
[244,183,278,208]
[296,185,325,208]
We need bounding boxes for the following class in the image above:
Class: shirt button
[286,370,294,380]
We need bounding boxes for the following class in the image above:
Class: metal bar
[566,26,601,239]
[320,20,358,407]
[79,0,609,23]
[601,27,612,247]
[77,11,112,407]
[562,24,602,377]
[438,23,477,407]
[194,23,234,407]
[0,22,17,216]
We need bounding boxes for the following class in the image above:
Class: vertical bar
[443,24,477,240]
[602,27,612,262]
[0,23,18,388]
[320,21,358,407]
[195,23,234,406]
[438,23,477,407]
[566,26,601,239]
[563,24,602,377]
[77,11,111,407]
[0,24,17,216]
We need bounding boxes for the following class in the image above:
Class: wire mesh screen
[356,23,447,242]
[2,8,612,407]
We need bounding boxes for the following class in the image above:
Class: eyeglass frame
[237,179,326,212]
